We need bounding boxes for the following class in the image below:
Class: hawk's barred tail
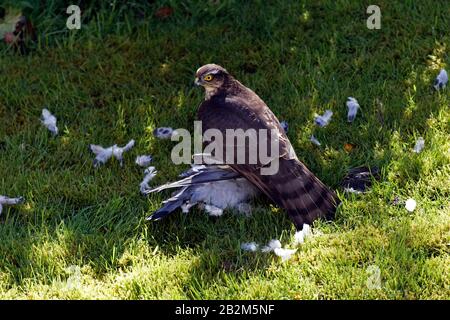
[259,159,338,230]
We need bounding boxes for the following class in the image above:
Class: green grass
[0,0,449,299]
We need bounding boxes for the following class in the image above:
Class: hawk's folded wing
[198,87,338,229]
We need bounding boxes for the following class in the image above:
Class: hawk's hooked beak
[194,77,202,86]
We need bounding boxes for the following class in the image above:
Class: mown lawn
[0,0,448,299]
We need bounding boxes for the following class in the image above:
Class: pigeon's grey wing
[144,166,240,194]
[146,186,196,221]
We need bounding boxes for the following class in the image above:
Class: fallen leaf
[344,143,356,152]
[155,6,173,19]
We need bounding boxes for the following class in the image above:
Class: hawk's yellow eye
[204,74,213,81]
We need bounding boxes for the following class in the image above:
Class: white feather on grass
[241,242,259,252]
[41,108,58,135]
[346,97,360,122]
[90,139,135,167]
[310,135,321,146]
[273,247,297,262]
[413,137,425,153]
[405,198,417,212]
[139,166,157,194]
[0,195,24,215]
[314,110,333,127]
[135,155,153,167]
[434,69,448,90]
[294,224,312,245]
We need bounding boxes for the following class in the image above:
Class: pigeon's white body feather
[191,178,259,210]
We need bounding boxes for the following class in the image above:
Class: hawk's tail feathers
[259,159,339,230]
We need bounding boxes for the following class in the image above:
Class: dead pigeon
[41,108,58,135]
[433,69,448,90]
[153,127,174,139]
[89,139,135,167]
[346,97,360,122]
[145,165,259,221]
[0,195,24,215]
[341,166,381,193]
[135,155,153,167]
[139,166,158,194]
[314,110,333,127]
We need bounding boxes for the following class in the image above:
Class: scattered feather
[41,108,58,136]
[433,69,448,90]
[343,187,363,194]
[140,166,157,194]
[294,224,312,245]
[112,140,135,166]
[241,242,259,252]
[310,135,321,146]
[280,121,289,133]
[314,110,333,127]
[90,140,135,167]
[261,239,282,253]
[153,127,174,139]
[273,247,297,262]
[413,137,425,153]
[405,198,417,212]
[346,97,360,122]
[135,155,153,167]
[0,195,24,215]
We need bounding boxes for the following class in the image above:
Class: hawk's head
[195,64,231,96]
